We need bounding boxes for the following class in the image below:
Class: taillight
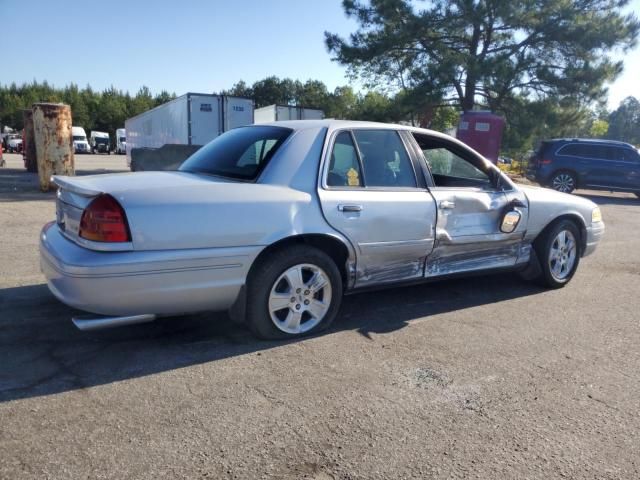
[539,158,552,165]
[79,194,131,243]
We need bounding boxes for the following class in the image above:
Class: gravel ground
[1,152,639,479]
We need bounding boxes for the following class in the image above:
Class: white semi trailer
[253,104,324,123]
[124,93,254,168]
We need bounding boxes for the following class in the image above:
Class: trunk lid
[52,171,311,251]
[53,171,235,249]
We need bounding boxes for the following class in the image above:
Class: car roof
[250,119,448,137]
[545,138,635,148]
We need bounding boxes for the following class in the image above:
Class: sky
[2,0,639,110]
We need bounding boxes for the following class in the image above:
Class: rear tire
[550,171,577,194]
[246,245,343,340]
[532,219,581,289]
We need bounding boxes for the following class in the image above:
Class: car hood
[518,183,596,209]
[516,183,598,236]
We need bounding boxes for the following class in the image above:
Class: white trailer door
[189,95,221,146]
[276,105,293,121]
[223,97,254,131]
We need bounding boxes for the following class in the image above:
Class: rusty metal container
[32,103,75,191]
[22,109,38,172]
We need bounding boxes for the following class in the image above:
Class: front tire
[246,245,343,339]
[533,219,581,288]
[550,171,577,194]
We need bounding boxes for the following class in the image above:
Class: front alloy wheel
[548,230,577,282]
[533,219,581,288]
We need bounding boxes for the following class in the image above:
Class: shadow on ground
[0,274,543,403]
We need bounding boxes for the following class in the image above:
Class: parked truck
[90,131,110,154]
[124,93,254,170]
[115,128,126,154]
[254,104,324,123]
[72,126,90,154]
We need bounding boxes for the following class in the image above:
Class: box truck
[254,104,324,123]
[124,93,254,169]
[115,128,126,154]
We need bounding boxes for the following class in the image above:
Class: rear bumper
[583,221,605,257]
[40,222,261,317]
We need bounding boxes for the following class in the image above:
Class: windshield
[95,138,109,144]
[73,135,87,142]
[119,137,126,142]
[180,126,292,180]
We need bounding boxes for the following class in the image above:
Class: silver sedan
[40,120,604,338]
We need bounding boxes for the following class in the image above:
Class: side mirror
[500,210,522,233]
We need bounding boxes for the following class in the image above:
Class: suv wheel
[550,171,577,194]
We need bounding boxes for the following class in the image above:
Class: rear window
[180,126,292,180]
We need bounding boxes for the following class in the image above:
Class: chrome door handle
[439,200,456,209]
[338,204,363,212]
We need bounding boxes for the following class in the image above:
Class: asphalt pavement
[1,152,639,479]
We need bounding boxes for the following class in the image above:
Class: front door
[318,129,437,287]
[410,133,527,277]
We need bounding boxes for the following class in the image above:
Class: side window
[327,131,363,187]
[613,147,638,162]
[352,130,416,188]
[412,133,491,188]
[557,144,585,156]
[589,145,608,160]
[625,149,640,162]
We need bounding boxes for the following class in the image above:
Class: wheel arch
[535,213,588,256]
[228,233,356,323]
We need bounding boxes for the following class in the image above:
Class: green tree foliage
[0,82,176,143]
[223,76,398,122]
[325,0,639,113]
[589,119,609,138]
[607,96,640,144]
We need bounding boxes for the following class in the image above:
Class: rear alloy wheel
[246,245,342,339]
[550,171,577,194]
[268,263,332,335]
[533,219,581,288]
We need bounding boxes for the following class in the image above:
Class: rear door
[189,95,221,145]
[318,129,436,287]
[223,97,254,131]
[410,133,527,277]
[610,146,640,190]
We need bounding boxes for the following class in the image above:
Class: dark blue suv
[527,138,640,197]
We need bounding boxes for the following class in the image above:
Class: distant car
[6,134,22,153]
[527,138,640,197]
[41,121,604,339]
[0,143,4,167]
